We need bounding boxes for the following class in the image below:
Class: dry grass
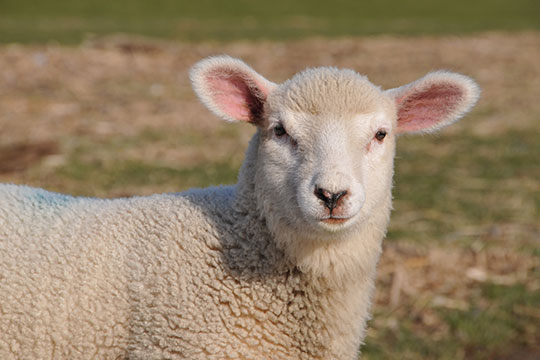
[0,32,538,358]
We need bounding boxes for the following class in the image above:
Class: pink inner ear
[397,83,464,133]
[205,70,266,123]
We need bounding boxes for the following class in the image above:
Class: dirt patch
[0,141,58,174]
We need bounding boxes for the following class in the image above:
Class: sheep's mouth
[320,217,350,225]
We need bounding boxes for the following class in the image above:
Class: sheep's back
[0,184,237,359]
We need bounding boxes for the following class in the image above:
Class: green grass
[364,282,540,359]
[45,129,243,196]
[441,283,539,359]
[59,157,239,193]
[1,0,539,43]
[388,128,539,245]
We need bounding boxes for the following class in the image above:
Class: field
[1,31,538,359]
[1,0,540,354]
[1,0,540,43]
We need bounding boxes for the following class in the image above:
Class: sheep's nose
[314,186,348,211]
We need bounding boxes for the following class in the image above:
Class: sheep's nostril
[314,187,330,202]
[314,187,348,211]
[333,190,348,205]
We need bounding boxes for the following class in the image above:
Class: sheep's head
[190,56,479,242]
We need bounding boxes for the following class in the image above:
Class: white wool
[1,56,479,359]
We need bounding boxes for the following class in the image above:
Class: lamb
[0,55,479,360]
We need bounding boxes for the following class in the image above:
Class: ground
[0,32,538,359]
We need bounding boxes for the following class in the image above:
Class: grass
[441,283,539,358]
[389,128,539,245]
[40,129,245,197]
[370,282,539,359]
[58,151,240,196]
[1,0,540,43]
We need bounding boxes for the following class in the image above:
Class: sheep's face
[257,68,396,234]
[191,56,480,239]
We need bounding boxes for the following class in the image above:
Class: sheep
[0,55,479,360]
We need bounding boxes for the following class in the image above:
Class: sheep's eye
[375,129,387,142]
[274,124,287,137]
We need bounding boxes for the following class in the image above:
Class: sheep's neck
[224,202,383,359]
[221,203,380,359]
[275,226,385,359]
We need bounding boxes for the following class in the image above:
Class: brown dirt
[0,141,58,173]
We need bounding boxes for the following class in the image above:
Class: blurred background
[0,1,538,359]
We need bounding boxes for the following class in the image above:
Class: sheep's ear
[386,71,480,134]
[190,55,276,125]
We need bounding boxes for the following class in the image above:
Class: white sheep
[0,56,479,360]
